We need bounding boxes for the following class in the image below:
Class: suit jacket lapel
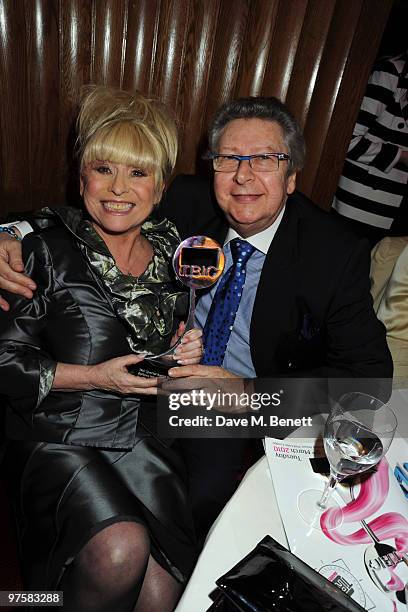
[250,202,300,376]
[206,220,228,246]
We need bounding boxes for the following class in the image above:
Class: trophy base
[128,361,170,378]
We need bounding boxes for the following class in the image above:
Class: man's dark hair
[208,96,305,175]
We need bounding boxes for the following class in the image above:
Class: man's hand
[0,234,36,310]
[163,364,247,412]
[168,364,238,379]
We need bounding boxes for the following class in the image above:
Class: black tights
[59,522,182,612]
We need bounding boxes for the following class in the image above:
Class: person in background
[332,51,408,248]
[370,235,408,380]
[0,96,393,541]
[0,85,203,612]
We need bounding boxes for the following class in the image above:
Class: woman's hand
[0,234,36,310]
[55,355,159,395]
[171,323,203,365]
[90,355,160,395]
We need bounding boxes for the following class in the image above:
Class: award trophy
[134,235,224,377]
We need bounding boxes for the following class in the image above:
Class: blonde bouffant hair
[77,85,178,191]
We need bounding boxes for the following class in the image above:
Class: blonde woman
[0,86,201,612]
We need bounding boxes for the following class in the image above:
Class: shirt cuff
[2,220,34,238]
[37,358,57,407]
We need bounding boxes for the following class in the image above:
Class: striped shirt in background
[333,52,407,230]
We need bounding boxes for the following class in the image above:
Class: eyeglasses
[209,153,291,173]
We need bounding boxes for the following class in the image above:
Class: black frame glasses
[209,153,291,172]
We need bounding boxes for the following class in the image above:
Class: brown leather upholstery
[0,0,392,218]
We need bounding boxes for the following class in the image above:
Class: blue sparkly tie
[202,238,255,365]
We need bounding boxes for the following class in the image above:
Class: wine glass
[297,391,397,528]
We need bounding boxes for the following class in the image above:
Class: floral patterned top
[37,207,187,403]
[76,217,188,356]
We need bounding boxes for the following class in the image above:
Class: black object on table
[207,536,366,611]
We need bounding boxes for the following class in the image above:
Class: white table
[175,455,285,611]
[176,389,408,612]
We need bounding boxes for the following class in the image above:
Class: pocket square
[300,312,320,341]
[275,308,325,372]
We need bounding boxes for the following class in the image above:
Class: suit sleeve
[294,241,393,413]
[326,237,393,380]
[158,174,216,238]
[1,206,59,232]
[253,238,392,432]
[0,234,57,411]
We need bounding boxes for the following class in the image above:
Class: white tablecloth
[176,388,408,612]
[175,455,285,611]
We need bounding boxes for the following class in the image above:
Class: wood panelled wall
[0,0,392,218]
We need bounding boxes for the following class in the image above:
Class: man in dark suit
[156,98,393,535]
[0,96,392,537]
[161,97,390,380]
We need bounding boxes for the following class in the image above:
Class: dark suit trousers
[178,438,263,541]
